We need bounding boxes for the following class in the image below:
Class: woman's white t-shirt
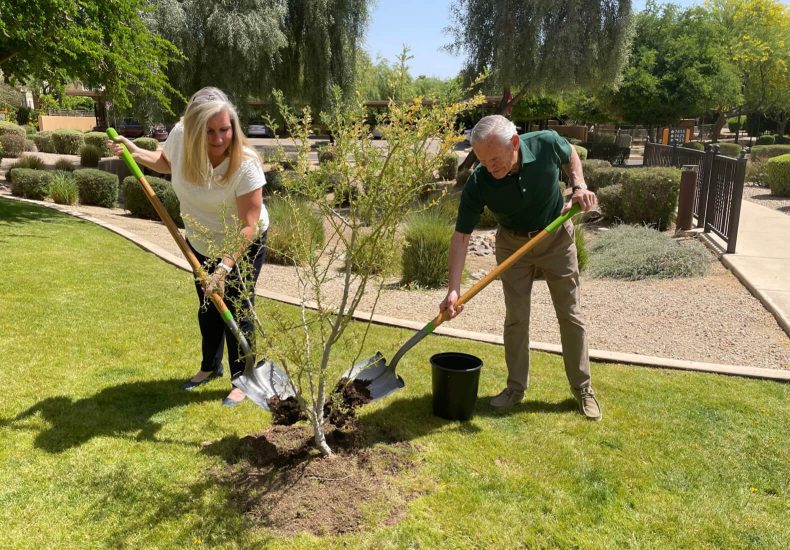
[162,123,269,256]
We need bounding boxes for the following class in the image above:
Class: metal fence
[644,142,747,253]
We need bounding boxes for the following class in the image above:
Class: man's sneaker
[490,387,524,409]
[573,386,602,421]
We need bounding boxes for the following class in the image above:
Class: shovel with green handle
[106,128,293,410]
[343,203,583,401]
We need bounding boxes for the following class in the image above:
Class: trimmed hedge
[122,175,183,227]
[597,184,624,221]
[766,154,790,197]
[727,115,745,133]
[24,139,35,152]
[74,168,118,207]
[682,141,705,151]
[756,134,775,145]
[80,144,102,167]
[52,129,84,155]
[749,144,790,161]
[716,142,742,158]
[54,157,77,171]
[133,137,159,152]
[401,210,453,288]
[586,166,629,190]
[33,131,56,153]
[8,168,52,200]
[0,121,25,139]
[48,172,79,205]
[620,167,681,230]
[573,144,588,160]
[83,131,111,156]
[0,133,25,157]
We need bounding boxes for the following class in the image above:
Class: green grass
[1,198,789,548]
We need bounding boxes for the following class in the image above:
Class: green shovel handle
[547,203,581,231]
[106,128,144,179]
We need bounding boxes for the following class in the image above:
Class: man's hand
[562,188,596,213]
[440,289,464,320]
[204,269,228,298]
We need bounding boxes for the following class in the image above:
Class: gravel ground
[742,184,790,215]
[2,155,788,370]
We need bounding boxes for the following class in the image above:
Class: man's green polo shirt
[456,130,572,234]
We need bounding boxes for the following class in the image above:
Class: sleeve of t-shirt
[235,153,267,197]
[454,171,484,234]
[162,122,183,162]
[552,130,572,165]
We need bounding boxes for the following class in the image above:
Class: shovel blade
[343,352,405,401]
[232,359,294,411]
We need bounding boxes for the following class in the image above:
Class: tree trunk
[776,113,787,138]
[711,112,727,143]
[311,414,333,456]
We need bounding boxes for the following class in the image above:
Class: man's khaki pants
[494,220,591,393]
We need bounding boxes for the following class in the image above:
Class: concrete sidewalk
[705,200,790,337]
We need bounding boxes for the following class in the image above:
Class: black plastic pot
[430,352,483,421]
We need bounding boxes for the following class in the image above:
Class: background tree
[0,0,182,113]
[446,0,633,168]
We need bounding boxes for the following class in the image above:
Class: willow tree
[446,0,633,167]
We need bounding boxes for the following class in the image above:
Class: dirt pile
[266,378,372,428]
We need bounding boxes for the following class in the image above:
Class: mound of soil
[266,378,372,428]
[209,424,422,536]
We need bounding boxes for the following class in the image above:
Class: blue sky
[363,0,704,79]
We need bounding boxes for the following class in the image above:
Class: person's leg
[494,228,536,405]
[223,233,267,404]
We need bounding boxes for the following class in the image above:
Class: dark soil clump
[207,424,423,536]
[266,378,372,428]
[266,396,305,425]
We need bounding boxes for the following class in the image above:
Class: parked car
[150,123,168,141]
[246,124,274,138]
[118,118,145,138]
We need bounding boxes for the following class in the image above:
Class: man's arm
[439,231,471,319]
[561,146,596,212]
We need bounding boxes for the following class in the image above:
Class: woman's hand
[204,269,228,298]
[107,135,140,158]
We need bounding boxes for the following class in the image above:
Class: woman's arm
[221,188,263,268]
[108,135,172,174]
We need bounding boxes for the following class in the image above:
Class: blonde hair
[180,87,258,186]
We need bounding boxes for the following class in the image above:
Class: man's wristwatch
[217,262,233,274]
[571,184,588,193]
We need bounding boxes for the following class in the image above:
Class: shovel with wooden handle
[106,128,292,410]
[343,203,582,401]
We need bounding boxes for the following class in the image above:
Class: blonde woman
[110,87,269,407]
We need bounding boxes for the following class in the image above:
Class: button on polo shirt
[456,130,572,234]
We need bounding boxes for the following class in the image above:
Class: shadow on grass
[0,196,65,225]
[1,379,226,453]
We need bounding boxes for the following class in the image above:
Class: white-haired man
[439,115,601,420]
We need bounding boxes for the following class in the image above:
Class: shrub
[682,141,705,151]
[727,115,745,133]
[746,159,769,187]
[401,209,454,288]
[345,229,397,276]
[589,132,616,145]
[52,129,84,155]
[586,166,629,190]
[48,172,79,205]
[716,142,741,158]
[456,168,472,187]
[573,144,588,160]
[0,121,25,139]
[33,131,56,153]
[581,159,611,173]
[620,167,681,230]
[265,197,324,265]
[24,125,36,137]
[588,143,621,163]
[54,157,77,171]
[9,155,46,170]
[478,206,499,228]
[587,225,710,280]
[575,223,588,272]
[756,134,775,146]
[79,144,102,167]
[24,138,36,152]
[438,153,459,181]
[0,141,3,157]
[74,168,118,207]
[8,168,52,200]
[122,175,183,226]
[749,144,790,161]
[597,184,624,221]
[567,137,583,145]
[83,131,111,156]
[0,133,25,157]
[318,147,336,164]
[766,154,790,197]
[133,137,159,152]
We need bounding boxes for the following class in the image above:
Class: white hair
[470,115,518,146]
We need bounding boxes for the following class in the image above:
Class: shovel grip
[106,128,144,179]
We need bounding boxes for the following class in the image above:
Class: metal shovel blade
[232,359,295,410]
[342,352,405,401]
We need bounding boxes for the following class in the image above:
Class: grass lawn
[1,197,788,548]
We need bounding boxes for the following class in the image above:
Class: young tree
[446,0,633,169]
[243,90,484,456]
[0,0,182,113]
